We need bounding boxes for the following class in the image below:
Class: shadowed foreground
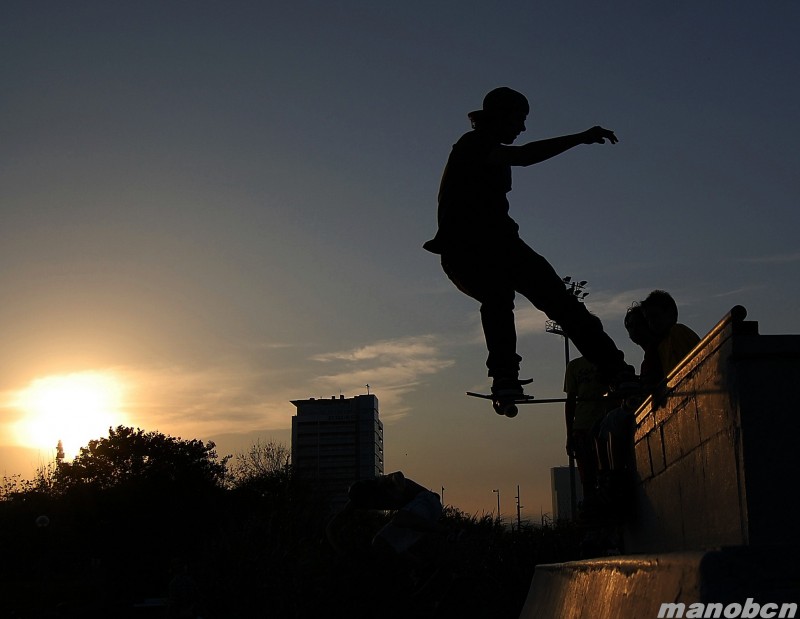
[1,432,585,618]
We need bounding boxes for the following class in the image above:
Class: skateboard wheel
[493,400,518,417]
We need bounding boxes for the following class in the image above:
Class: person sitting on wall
[639,289,701,380]
[591,295,701,524]
[593,305,659,477]
[584,306,657,526]
[622,302,662,390]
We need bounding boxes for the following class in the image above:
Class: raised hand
[583,126,618,145]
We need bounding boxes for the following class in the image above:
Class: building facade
[291,394,384,508]
[550,465,584,522]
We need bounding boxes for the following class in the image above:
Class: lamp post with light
[545,276,589,521]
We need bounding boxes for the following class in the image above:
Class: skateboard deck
[466,390,653,416]
[466,392,567,404]
[465,391,542,417]
[466,387,660,403]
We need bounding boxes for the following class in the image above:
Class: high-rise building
[551,465,584,522]
[291,394,384,508]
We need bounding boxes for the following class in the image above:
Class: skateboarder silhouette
[424,87,633,412]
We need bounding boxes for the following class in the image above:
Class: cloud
[513,288,651,327]
[311,335,455,419]
[430,282,653,350]
[515,306,552,337]
[733,251,800,265]
[0,334,456,452]
[447,289,649,350]
[581,289,652,320]
[110,361,304,439]
[710,285,764,299]
[312,336,443,364]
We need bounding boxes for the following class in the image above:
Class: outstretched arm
[490,126,618,167]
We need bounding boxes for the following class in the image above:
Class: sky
[2,1,799,519]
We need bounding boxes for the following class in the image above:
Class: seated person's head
[640,290,679,338]
[624,304,657,349]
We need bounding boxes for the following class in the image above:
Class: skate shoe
[490,377,533,418]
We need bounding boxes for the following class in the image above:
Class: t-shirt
[424,129,520,255]
[658,323,701,377]
[564,357,608,431]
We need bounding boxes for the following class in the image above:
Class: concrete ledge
[627,307,800,552]
[520,553,703,619]
[519,547,800,619]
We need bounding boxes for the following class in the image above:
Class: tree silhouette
[229,438,290,491]
[55,425,228,493]
[0,428,581,618]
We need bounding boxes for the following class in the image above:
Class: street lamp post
[546,276,589,521]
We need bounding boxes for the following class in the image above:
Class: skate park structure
[520,306,800,618]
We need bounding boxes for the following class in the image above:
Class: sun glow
[12,372,129,458]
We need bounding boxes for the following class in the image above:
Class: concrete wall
[625,306,800,553]
[519,547,800,619]
[519,308,800,618]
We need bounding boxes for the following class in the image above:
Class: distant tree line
[0,425,583,619]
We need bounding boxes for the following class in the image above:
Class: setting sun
[11,372,129,458]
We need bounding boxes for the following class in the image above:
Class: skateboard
[467,388,652,416]
[465,391,541,418]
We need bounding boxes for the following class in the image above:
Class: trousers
[441,238,626,381]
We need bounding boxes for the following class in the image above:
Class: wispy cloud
[710,285,764,299]
[311,335,455,419]
[733,251,800,265]
[312,336,443,364]
[116,362,302,438]
[515,306,550,336]
[582,288,652,319]
[0,334,456,452]
[455,288,650,342]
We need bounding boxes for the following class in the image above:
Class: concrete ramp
[627,306,800,552]
[520,547,799,619]
[520,307,800,618]
[520,554,702,619]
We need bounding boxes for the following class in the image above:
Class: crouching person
[326,471,443,558]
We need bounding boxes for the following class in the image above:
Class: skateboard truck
[466,387,654,416]
[466,390,536,418]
